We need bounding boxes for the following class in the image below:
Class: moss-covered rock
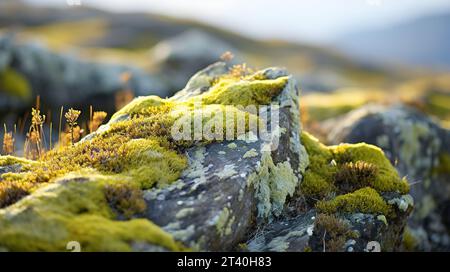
[0,62,305,251]
[245,131,412,252]
[0,175,183,252]
[299,132,409,219]
[328,104,450,251]
[0,63,413,252]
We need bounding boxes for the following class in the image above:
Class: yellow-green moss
[299,132,335,199]
[0,156,37,168]
[0,179,183,252]
[0,68,32,100]
[111,96,171,120]
[104,182,147,219]
[332,143,409,194]
[299,132,408,217]
[117,138,188,189]
[201,76,288,107]
[316,187,393,216]
[0,66,291,251]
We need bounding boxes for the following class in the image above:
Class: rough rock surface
[327,104,450,251]
[0,63,413,252]
[116,62,305,251]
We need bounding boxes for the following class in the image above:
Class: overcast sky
[26,0,450,44]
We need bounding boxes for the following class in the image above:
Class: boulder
[327,104,450,251]
[0,63,412,252]
[246,131,413,252]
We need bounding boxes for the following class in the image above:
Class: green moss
[300,171,334,199]
[118,138,188,189]
[0,66,291,251]
[0,156,37,168]
[111,96,171,120]
[299,132,336,199]
[0,68,32,100]
[300,132,409,195]
[316,187,393,216]
[332,143,409,194]
[201,76,288,107]
[0,179,183,252]
[104,182,147,219]
[299,132,408,218]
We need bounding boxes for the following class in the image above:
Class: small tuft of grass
[334,161,378,194]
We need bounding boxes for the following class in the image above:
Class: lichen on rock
[248,152,298,219]
[327,104,450,251]
[0,174,183,252]
[0,62,414,252]
[0,62,304,251]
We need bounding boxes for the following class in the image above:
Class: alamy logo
[66,241,81,252]
[365,241,381,252]
[170,102,281,151]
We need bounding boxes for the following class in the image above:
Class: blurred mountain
[0,1,413,93]
[336,13,450,70]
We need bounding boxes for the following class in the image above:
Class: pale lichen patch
[243,149,259,159]
[175,208,195,219]
[215,207,234,236]
[215,164,238,180]
[248,152,298,219]
[227,143,237,149]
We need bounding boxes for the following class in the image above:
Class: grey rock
[247,211,315,252]
[327,104,450,251]
[141,62,307,251]
[246,191,412,252]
